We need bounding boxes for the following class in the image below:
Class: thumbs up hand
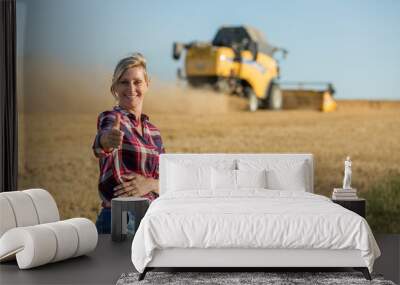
[100,113,124,151]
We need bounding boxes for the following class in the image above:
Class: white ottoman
[0,189,98,269]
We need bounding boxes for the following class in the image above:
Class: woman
[92,53,165,234]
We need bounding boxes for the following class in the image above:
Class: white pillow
[237,169,267,188]
[211,169,268,190]
[266,168,307,191]
[211,168,236,190]
[167,162,211,191]
[165,159,236,193]
[238,159,309,191]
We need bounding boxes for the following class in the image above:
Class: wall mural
[16,0,400,233]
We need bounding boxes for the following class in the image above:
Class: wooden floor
[374,234,400,284]
[0,235,133,284]
[0,234,398,285]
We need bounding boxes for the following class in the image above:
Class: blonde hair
[110,53,149,96]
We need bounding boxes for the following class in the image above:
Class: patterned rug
[116,271,396,285]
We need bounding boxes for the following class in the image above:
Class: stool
[111,197,149,242]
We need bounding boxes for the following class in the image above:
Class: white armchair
[0,189,98,269]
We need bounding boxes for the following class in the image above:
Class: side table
[111,197,150,241]
[332,198,366,218]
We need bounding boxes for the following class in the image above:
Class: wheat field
[17,84,400,222]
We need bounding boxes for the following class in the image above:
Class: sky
[16,0,400,100]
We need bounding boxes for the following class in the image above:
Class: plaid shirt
[93,106,165,208]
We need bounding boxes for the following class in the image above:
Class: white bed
[131,154,380,280]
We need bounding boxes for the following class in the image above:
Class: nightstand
[332,198,366,218]
[111,197,150,241]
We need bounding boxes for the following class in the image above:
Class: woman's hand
[113,173,158,197]
[100,114,124,151]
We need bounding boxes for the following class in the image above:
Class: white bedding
[131,190,380,273]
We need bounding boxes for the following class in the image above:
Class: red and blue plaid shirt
[93,106,165,208]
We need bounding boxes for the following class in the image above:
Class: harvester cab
[173,26,337,112]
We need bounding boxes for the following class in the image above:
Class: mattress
[131,190,381,273]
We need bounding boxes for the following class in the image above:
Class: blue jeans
[95,208,111,234]
[95,208,136,235]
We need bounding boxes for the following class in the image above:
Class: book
[332,193,358,200]
[332,188,359,200]
[334,188,357,193]
[332,196,359,200]
[333,193,358,197]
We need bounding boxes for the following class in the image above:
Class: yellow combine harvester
[173,26,337,112]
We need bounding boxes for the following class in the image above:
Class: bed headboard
[159,153,314,195]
